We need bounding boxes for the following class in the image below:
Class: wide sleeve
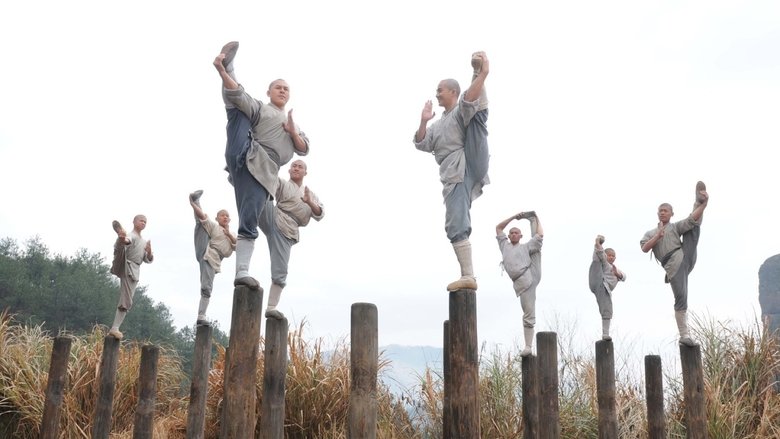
[674,215,698,235]
[295,127,310,156]
[529,234,543,254]
[414,128,434,153]
[457,93,479,126]
[496,233,508,252]
[223,84,263,122]
[309,189,324,222]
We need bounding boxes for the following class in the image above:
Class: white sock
[675,310,690,338]
[452,239,474,278]
[602,319,611,337]
[523,326,534,350]
[235,237,255,279]
[267,284,283,310]
[112,309,127,330]
[198,297,210,317]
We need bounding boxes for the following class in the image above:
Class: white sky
[1,1,779,372]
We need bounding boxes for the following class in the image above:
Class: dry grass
[104,319,415,439]
[0,311,187,438]
[5,310,780,438]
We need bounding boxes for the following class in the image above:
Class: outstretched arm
[464,52,489,103]
[496,212,523,235]
[529,214,543,237]
[190,200,207,221]
[213,53,239,90]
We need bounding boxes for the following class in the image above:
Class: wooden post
[91,335,121,439]
[443,320,452,439]
[261,316,289,439]
[521,355,539,439]
[644,355,665,439]
[348,303,378,439]
[186,324,213,439]
[595,340,617,439]
[448,289,480,438]
[220,285,263,439]
[40,335,72,439]
[680,345,709,439]
[537,331,560,439]
[133,345,160,439]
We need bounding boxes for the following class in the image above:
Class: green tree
[1,235,233,386]
[0,236,176,343]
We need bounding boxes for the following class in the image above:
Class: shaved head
[440,78,460,96]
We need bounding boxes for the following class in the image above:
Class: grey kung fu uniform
[110,231,152,311]
[414,94,490,243]
[497,232,543,328]
[194,216,235,298]
[223,85,309,239]
[588,248,626,319]
[258,178,324,287]
[640,215,700,311]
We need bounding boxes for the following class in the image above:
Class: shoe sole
[234,276,260,290]
[265,310,285,320]
[695,181,707,203]
[221,41,239,68]
[190,190,203,202]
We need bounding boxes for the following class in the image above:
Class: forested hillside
[0,236,227,373]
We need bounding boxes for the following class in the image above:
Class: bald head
[440,78,460,96]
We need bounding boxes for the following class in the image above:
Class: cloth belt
[510,266,530,282]
[660,248,680,283]
[660,247,680,267]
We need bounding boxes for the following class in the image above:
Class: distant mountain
[379,344,443,395]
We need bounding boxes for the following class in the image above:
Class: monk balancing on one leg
[213,41,310,289]
[189,190,236,325]
[258,160,323,320]
[108,215,153,340]
[588,235,626,341]
[496,211,543,356]
[640,181,708,347]
[413,51,490,292]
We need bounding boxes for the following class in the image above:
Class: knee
[447,229,470,243]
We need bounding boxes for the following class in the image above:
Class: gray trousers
[670,224,700,311]
[258,200,296,287]
[515,245,542,328]
[112,239,138,311]
[589,261,613,319]
[194,222,217,298]
[224,108,269,240]
[445,109,489,243]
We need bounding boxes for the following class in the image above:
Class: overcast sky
[1,1,779,372]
